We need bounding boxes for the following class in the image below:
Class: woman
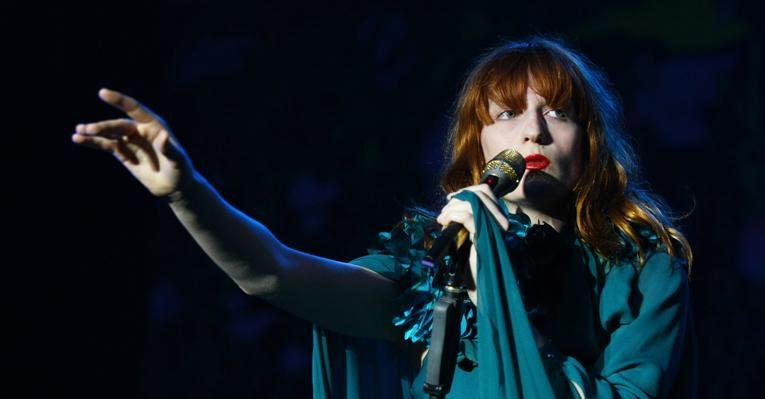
[72,36,696,398]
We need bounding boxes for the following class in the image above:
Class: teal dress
[312,191,697,398]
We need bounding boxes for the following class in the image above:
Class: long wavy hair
[438,36,692,269]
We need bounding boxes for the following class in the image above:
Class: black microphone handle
[422,222,464,268]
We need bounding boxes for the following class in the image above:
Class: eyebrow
[489,100,557,110]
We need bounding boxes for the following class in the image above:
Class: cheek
[479,129,492,161]
[480,127,504,161]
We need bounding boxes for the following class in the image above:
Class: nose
[520,112,549,144]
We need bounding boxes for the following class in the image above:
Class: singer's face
[480,86,583,211]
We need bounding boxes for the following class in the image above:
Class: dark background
[8,0,763,397]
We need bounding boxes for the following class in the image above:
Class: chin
[505,171,573,217]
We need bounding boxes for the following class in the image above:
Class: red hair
[440,37,692,269]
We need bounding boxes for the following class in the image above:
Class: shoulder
[603,222,688,273]
[605,225,689,292]
[602,245,690,314]
[636,249,690,303]
[598,232,690,329]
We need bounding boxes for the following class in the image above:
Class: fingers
[75,118,136,140]
[71,132,113,150]
[71,118,142,165]
[444,184,509,232]
[70,133,140,164]
[436,201,476,238]
[98,88,158,124]
[448,184,496,201]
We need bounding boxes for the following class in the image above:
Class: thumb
[153,129,170,154]
[154,129,181,160]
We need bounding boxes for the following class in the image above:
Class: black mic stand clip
[422,239,471,399]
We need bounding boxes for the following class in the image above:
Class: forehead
[487,69,571,107]
[487,87,555,110]
[473,50,583,124]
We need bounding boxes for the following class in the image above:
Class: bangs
[473,46,586,125]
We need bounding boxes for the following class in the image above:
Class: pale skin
[72,86,578,352]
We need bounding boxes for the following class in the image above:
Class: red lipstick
[524,154,550,170]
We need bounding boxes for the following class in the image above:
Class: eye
[546,109,569,119]
[497,110,517,120]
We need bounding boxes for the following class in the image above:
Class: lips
[524,154,550,170]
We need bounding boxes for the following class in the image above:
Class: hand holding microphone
[422,149,526,398]
[424,149,526,268]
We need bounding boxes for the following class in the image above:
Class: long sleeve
[455,190,697,399]
[553,251,697,398]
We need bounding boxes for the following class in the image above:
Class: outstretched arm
[73,89,401,342]
[167,171,402,341]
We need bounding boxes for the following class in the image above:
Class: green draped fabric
[312,190,697,398]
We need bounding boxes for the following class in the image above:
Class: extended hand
[72,89,194,197]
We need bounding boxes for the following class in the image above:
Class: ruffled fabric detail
[365,213,438,343]
[366,212,451,343]
[368,209,532,345]
[501,208,533,252]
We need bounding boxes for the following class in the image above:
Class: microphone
[422,149,526,398]
[422,149,525,268]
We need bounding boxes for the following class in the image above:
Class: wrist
[165,170,202,205]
